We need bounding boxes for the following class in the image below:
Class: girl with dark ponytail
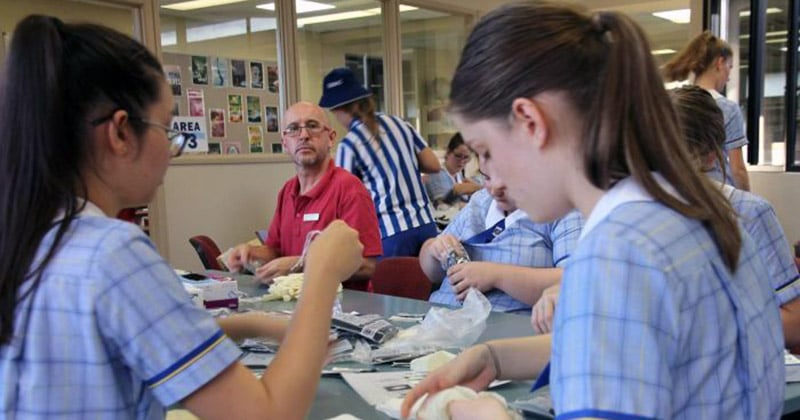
[0,15,363,419]
[402,3,783,419]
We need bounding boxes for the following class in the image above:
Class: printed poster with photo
[208,143,221,154]
[191,55,208,85]
[271,142,284,154]
[171,102,180,117]
[171,116,208,153]
[250,61,264,89]
[265,106,278,132]
[231,59,247,88]
[209,108,226,138]
[248,125,264,153]
[211,57,228,87]
[228,94,243,123]
[164,64,182,96]
[246,95,262,123]
[267,65,278,93]
[223,141,241,154]
[187,88,205,117]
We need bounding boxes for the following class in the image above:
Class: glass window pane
[296,0,385,129]
[794,27,800,167]
[160,1,281,155]
[399,6,472,149]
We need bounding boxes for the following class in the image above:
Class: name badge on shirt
[303,213,320,222]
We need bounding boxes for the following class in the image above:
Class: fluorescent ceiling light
[162,0,249,11]
[738,8,783,17]
[258,0,334,14]
[651,48,676,55]
[298,5,416,27]
[780,46,800,52]
[186,19,246,42]
[740,30,788,39]
[652,9,690,24]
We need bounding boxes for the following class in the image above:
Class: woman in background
[0,15,362,419]
[320,67,441,257]
[664,31,750,190]
[425,132,482,209]
[402,3,783,419]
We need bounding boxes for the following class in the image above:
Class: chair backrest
[189,235,223,271]
[370,257,431,300]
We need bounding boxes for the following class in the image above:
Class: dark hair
[663,31,733,81]
[0,15,164,343]
[450,2,740,270]
[337,96,379,139]
[669,86,727,175]
[446,133,465,153]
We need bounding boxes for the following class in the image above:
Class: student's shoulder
[728,188,774,219]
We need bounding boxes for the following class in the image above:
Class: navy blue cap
[318,67,372,109]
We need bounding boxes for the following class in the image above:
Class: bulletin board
[162,52,283,155]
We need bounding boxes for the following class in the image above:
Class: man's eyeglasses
[91,111,189,158]
[282,120,329,138]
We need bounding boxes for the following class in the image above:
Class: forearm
[485,335,551,380]
[259,268,339,417]
[493,266,563,305]
[419,239,446,284]
[731,165,750,191]
[782,298,800,349]
[251,245,281,263]
[216,312,289,342]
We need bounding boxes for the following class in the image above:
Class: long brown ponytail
[663,31,733,81]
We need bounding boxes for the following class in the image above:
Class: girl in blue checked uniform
[670,86,800,349]
[0,16,363,419]
[402,3,784,420]
[320,67,442,257]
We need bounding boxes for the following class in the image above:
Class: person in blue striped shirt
[403,3,784,419]
[670,85,800,348]
[320,67,442,257]
[0,16,364,419]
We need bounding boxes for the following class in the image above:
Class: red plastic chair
[189,235,224,271]
[370,257,432,300]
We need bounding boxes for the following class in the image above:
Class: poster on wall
[271,142,284,154]
[164,65,182,96]
[171,116,208,153]
[231,60,247,88]
[228,94,243,123]
[246,95,262,123]
[267,65,279,93]
[265,106,278,132]
[250,61,264,89]
[187,88,205,117]
[209,108,226,138]
[208,143,221,154]
[211,57,228,87]
[223,141,241,154]
[191,55,208,85]
[248,125,264,153]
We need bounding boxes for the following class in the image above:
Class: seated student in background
[424,133,482,209]
[420,169,582,313]
[0,16,364,419]
[670,85,800,348]
[226,101,382,289]
[403,3,784,419]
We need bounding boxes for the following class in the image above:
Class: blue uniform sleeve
[425,171,452,203]
[549,211,583,268]
[552,237,676,419]
[335,139,359,178]
[95,234,241,406]
[719,99,748,150]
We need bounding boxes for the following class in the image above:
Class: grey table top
[228,274,800,419]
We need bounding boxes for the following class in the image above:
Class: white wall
[162,156,295,271]
[750,171,800,251]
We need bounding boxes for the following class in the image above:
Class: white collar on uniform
[80,200,107,217]
[709,178,736,201]
[704,88,723,100]
[579,173,682,241]
[485,200,527,230]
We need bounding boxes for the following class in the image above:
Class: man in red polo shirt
[226,101,382,288]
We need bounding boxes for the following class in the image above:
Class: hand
[453,180,482,197]
[401,345,497,419]
[447,396,513,420]
[225,244,252,272]
[254,256,300,284]
[427,234,463,263]
[304,220,363,283]
[447,262,496,301]
[531,283,560,334]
